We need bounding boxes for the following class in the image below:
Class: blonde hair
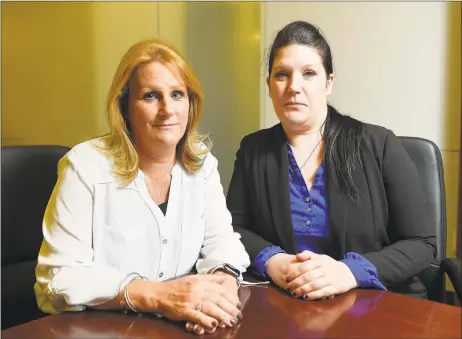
[98,39,210,185]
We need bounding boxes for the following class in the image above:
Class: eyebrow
[139,84,186,92]
[273,63,317,70]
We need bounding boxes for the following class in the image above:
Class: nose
[287,73,302,94]
[159,98,175,116]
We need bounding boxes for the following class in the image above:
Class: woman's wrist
[212,270,239,288]
[126,280,163,312]
[265,253,286,278]
[339,262,360,290]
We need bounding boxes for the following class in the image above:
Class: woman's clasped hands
[265,250,359,301]
[144,274,242,335]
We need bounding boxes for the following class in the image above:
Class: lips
[284,102,307,107]
[152,123,179,127]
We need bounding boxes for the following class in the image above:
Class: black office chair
[1,145,70,329]
[399,137,461,305]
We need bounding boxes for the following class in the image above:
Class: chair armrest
[441,258,461,302]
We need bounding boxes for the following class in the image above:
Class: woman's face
[127,61,189,151]
[267,44,334,132]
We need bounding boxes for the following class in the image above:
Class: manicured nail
[230,318,238,327]
[286,287,292,293]
[236,312,243,321]
[303,295,308,300]
[237,302,242,309]
[211,320,218,327]
[291,291,296,297]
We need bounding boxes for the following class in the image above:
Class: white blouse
[34,138,250,314]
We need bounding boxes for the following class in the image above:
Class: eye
[303,70,316,77]
[143,91,159,100]
[171,90,185,100]
[274,71,288,79]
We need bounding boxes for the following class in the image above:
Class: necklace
[289,120,326,171]
[146,172,172,204]
[150,173,172,184]
[297,136,323,171]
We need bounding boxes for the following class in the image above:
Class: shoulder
[361,123,392,144]
[67,138,110,165]
[63,137,114,181]
[329,105,391,142]
[361,122,402,160]
[198,149,219,179]
[238,124,284,153]
[328,106,400,160]
[242,124,282,144]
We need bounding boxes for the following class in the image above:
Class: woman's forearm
[91,280,163,312]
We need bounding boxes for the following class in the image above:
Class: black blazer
[227,109,437,297]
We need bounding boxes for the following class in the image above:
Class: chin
[156,138,181,148]
[154,132,184,147]
[283,115,309,127]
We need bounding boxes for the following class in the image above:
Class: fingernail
[303,295,308,300]
[230,318,238,327]
[237,302,242,309]
[236,312,243,321]
[286,287,292,292]
[194,325,204,335]
[211,320,218,327]
[291,291,296,297]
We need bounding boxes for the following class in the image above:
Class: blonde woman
[35,39,250,335]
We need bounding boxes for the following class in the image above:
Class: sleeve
[362,130,437,287]
[34,150,126,314]
[195,153,251,274]
[226,136,275,261]
[340,252,387,290]
[252,245,286,278]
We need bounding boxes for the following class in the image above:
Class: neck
[136,144,176,179]
[285,109,328,148]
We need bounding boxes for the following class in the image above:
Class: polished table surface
[3,285,461,339]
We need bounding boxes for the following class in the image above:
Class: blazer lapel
[326,144,375,259]
[326,160,347,259]
[265,125,297,254]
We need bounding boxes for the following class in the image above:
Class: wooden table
[2,285,461,338]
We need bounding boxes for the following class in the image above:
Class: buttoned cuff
[252,245,286,278]
[341,252,387,290]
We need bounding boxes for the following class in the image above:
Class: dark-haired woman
[226,20,436,300]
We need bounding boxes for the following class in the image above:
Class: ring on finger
[196,302,203,312]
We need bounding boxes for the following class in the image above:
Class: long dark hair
[268,21,363,203]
